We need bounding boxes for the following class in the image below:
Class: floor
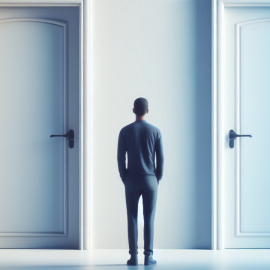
[0,249,270,270]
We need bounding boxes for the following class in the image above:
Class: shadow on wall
[194,0,212,248]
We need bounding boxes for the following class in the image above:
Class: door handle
[50,129,74,149]
[229,129,252,148]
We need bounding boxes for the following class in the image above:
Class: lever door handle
[50,129,74,148]
[229,129,252,148]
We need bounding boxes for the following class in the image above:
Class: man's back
[117,120,164,182]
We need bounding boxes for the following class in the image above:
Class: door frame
[0,0,91,250]
[212,0,270,250]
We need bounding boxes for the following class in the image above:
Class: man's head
[133,97,149,116]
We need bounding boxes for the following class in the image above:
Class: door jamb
[212,0,270,250]
[0,0,91,250]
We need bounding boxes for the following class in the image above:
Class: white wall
[91,0,212,249]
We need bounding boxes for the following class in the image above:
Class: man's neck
[135,116,145,122]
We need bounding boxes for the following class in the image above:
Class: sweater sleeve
[117,131,127,183]
[155,135,164,181]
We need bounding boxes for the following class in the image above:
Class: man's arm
[117,131,127,183]
[155,135,164,182]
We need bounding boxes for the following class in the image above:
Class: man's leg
[125,186,141,255]
[142,183,158,256]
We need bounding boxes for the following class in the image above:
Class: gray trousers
[124,175,158,256]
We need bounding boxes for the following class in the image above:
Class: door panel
[239,20,270,233]
[0,20,66,234]
[0,8,79,248]
[224,7,270,248]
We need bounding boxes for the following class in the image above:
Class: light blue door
[223,6,270,248]
[0,7,80,248]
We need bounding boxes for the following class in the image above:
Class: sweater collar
[135,120,146,123]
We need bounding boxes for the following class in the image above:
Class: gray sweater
[117,120,164,182]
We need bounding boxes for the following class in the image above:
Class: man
[117,97,164,266]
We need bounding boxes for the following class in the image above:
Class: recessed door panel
[0,20,66,234]
[240,21,270,233]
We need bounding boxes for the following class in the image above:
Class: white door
[223,5,270,248]
[0,7,80,248]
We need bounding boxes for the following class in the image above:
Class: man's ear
[147,109,149,114]
[133,108,135,114]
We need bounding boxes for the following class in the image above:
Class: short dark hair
[134,97,148,116]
